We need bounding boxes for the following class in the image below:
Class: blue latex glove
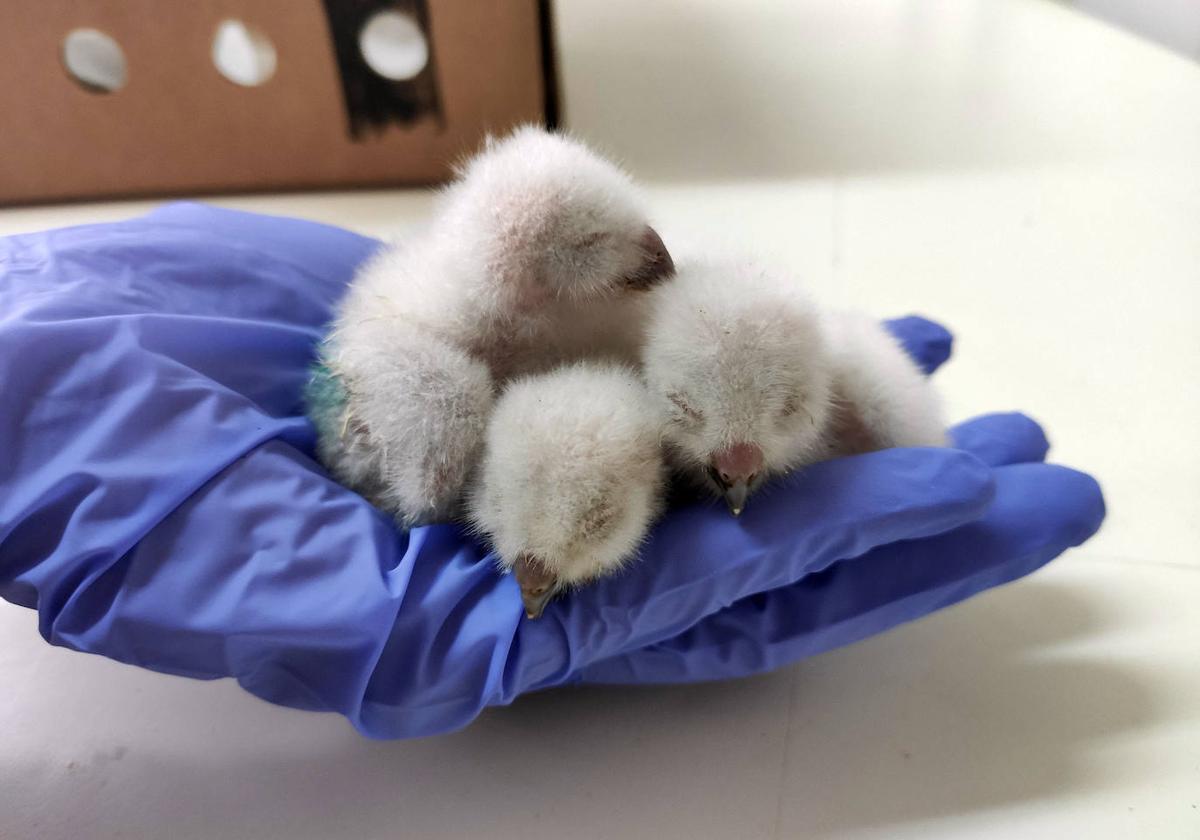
[0,204,1105,739]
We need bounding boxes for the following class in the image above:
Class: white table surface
[2,1,1198,838]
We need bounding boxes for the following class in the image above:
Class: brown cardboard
[0,1,556,205]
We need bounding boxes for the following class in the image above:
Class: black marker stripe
[320,0,443,140]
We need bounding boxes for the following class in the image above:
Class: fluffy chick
[315,127,673,526]
[642,256,946,515]
[469,363,666,618]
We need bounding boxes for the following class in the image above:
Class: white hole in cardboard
[62,29,128,93]
[212,20,277,87]
[359,10,428,81]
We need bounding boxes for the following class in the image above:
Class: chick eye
[780,394,802,417]
[576,232,609,249]
[668,392,703,424]
[529,586,547,597]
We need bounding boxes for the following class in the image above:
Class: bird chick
[314,127,674,526]
[469,363,666,618]
[642,256,946,516]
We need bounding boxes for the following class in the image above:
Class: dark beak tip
[626,226,674,290]
[520,587,557,620]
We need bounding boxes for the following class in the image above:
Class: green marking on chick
[305,360,349,441]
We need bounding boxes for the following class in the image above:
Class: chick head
[470,363,665,618]
[643,256,832,515]
[443,126,674,310]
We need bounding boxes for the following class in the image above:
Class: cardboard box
[0,0,558,205]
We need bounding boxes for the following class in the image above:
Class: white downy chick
[316,127,674,526]
[642,255,946,516]
[469,363,666,618]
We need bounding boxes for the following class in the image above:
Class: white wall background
[1072,0,1200,59]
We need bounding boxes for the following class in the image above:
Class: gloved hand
[0,203,1105,739]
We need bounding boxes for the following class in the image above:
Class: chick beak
[709,442,765,517]
[521,585,558,620]
[625,226,675,290]
[724,481,750,517]
[513,553,559,620]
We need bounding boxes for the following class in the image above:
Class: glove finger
[883,316,953,375]
[510,447,994,691]
[951,413,1050,467]
[579,462,1105,684]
